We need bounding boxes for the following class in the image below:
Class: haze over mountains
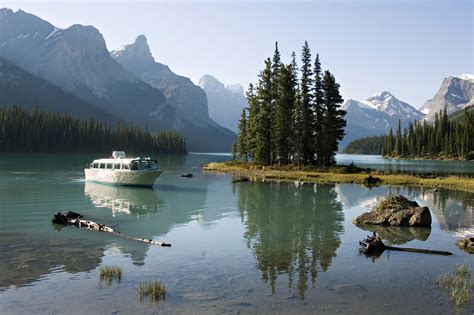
[198,75,247,132]
[0,8,235,151]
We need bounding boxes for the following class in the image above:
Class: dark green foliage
[343,135,387,155]
[236,42,346,167]
[382,109,473,160]
[0,106,187,154]
[320,71,346,165]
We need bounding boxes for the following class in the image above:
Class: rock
[181,173,193,178]
[353,194,431,227]
[363,175,381,186]
[456,236,474,254]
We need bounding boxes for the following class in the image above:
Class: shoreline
[203,162,474,193]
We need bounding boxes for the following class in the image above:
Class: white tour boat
[84,151,163,187]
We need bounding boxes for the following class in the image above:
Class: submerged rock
[456,236,474,254]
[353,194,431,227]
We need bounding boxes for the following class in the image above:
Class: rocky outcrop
[198,74,247,132]
[353,194,432,227]
[419,74,474,121]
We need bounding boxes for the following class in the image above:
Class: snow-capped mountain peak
[455,74,474,82]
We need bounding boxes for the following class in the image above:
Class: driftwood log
[359,232,452,257]
[52,211,171,247]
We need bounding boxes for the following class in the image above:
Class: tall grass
[99,265,123,286]
[436,264,472,311]
[138,281,166,303]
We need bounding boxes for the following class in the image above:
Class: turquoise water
[0,153,473,314]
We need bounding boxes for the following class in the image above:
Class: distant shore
[203,161,474,193]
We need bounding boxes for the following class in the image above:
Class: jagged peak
[226,83,244,95]
[198,74,225,89]
[454,73,474,82]
[111,34,154,64]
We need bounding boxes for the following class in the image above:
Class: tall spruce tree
[275,64,296,165]
[394,120,402,156]
[299,41,315,165]
[313,54,324,165]
[237,108,249,161]
[320,70,346,165]
[255,58,273,165]
[271,42,282,164]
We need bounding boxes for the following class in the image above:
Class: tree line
[343,108,473,160]
[383,109,472,160]
[0,106,187,154]
[343,135,386,155]
[234,42,346,166]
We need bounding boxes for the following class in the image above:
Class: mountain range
[341,74,474,149]
[0,8,235,151]
[198,75,248,132]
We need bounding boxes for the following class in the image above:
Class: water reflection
[236,182,344,299]
[84,182,163,216]
[355,225,431,245]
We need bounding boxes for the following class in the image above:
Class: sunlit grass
[436,264,472,311]
[203,162,474,193]
[99,265,123,286]
[138,281,166,303]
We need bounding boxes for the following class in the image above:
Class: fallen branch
[359,232,451,257]
[52,211,171,247]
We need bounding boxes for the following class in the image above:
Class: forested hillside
[0,106,187,154]
[343,108,473,160]
[343,135,386,155]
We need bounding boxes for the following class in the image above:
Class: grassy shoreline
[203,161,474,193]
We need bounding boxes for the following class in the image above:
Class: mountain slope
[0,57,118,121]
[0,9,170,128]
[0,8,234,151]
[419,74,474,121]
[198,75,247,132]
[340,92,423,149]
[111,35,236,151]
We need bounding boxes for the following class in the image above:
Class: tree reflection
[237,182,344,299]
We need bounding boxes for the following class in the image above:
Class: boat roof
[91,157,156,163]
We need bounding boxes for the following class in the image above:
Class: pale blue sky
[2,0,473,108]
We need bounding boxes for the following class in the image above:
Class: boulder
[353,194,431,227]
[456,236,474,254]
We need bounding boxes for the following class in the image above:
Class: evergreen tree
[299,41,315,164]
[237,108,249,161]
[275,64,295,165]
[313,54,324,166]
[320,71,346,165]
[394,120,402,156]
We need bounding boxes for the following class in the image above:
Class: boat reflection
[84,182,163,217]
[236,182,344,299]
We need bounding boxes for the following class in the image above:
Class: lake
[0,153,473,314]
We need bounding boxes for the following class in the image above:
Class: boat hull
[84,169,163,187]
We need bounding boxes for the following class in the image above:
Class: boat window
[114,163,121,170]
[106,163,113,169]
[130,161,139,170]
[123,164,129,170]
[99,163,105,169]
[94,163,98,168]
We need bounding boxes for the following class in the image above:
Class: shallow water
[0,153,473,314]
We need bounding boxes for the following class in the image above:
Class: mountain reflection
[236,182,344,299]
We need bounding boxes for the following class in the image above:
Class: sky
[2,0,473,108]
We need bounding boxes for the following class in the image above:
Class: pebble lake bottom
[0,153,472,314]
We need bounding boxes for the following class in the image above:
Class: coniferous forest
[344,108,473,160]
[0,106,187,154]
[383,109,473,160]
[235,42,346,166]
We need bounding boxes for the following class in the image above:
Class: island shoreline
[203,162,474,193]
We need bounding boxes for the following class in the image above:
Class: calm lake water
[0,153,473,314]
